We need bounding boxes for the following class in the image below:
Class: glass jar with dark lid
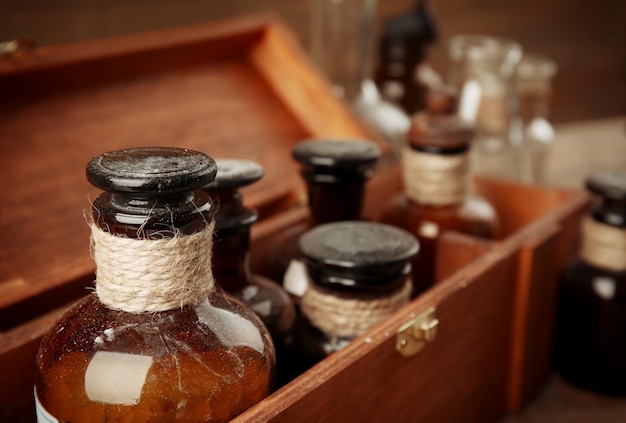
[554,170,626,396]
[35,147,275,422]
[296,221,418,366]
[270,139,381,300]
[202,158,296,385]
[381,106,499,295]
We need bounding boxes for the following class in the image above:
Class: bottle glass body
[35,191,275,422]
[382,191,498,294]
[554,259,626,396]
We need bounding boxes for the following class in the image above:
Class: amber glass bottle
[203,158,296,385]
[554,171,626,396]
[272,139,381,298]
[35,147,275,422]
[296,221,418,367]
[381,110,499,295]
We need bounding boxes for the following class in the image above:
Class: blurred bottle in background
[447,34,532,184]
[516,52,558,185]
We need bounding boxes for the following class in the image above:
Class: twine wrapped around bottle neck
[402,147,470,206]
[580,216,626,272]
[90,221,216,313]
[300,279,412,338]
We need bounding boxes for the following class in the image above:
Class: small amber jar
[203,158,296,385]
[296,221,418,367]
[271,139,381,298]
[554,171,626,396]
[381,111,499,295]
[35,147,275,422]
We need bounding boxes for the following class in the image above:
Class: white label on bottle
[34,388,59,423]
[196,301,266,354]
[84,351,153,405]
[283,259,308,298]
[35,388,59,423]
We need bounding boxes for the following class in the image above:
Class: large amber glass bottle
[296,221,418,367]
[381,111,499,295]
[554,171,626,396]
[271,139,381,298]
[203,158,296,385]
[35,147,275,422]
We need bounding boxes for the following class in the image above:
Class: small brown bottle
[203,158,296,385]
[554,171,626,396]
[296,221,419,367]
[381,108,499,295]
[271,139,381,299]
[35,147,275,422]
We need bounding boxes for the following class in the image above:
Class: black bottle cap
[300,221,419,291]
[586,171,626,201]
[203,159,263,231]
[407,112,474,153]
[381,1,437,49]
[204,159,264,190]
[292,139,381,177]
[87,147,217,195]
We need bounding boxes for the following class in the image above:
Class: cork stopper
[299,221,419,291]
[292,139,381,178]
[407,112,474,152]
[87,147,217,195]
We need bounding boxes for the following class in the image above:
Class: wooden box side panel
[507,192,589,411]
[236,249,518,423]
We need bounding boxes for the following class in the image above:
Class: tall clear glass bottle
[554,170,626,395]
[203,158,296,386]
[35,147,275,422]
[447,35,530,183]
[381,107,499,295]
[270,139,381,299]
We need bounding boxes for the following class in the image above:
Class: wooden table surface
[542,116,626,190]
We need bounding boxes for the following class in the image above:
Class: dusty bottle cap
[300,221,419,290]
[586,171,626,201]
[292,140,381,177]
[407,112,474,152]
[203,159,263,231]
[204,159,264,190]
[87,147,216,194]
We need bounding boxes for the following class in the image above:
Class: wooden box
[0,15,588,423]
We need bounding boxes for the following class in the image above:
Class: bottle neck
[580,215,626,272]
[305,174,366,225]
[402,146,470,206]
[212,226,254,292]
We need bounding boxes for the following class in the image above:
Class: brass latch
[396,307,439,357]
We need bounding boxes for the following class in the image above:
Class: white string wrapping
[90,221,215,313]
[580,216,626,272]
[301,279,412,338]
[402,147,470,206]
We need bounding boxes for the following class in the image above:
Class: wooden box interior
[0,14,589,423]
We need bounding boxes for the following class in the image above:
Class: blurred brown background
[1,0,624,123]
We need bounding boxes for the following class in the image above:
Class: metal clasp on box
[396,306,439,357]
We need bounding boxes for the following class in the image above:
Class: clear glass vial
[35,147,275,422]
